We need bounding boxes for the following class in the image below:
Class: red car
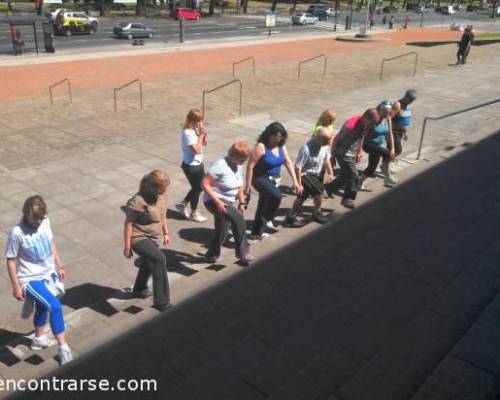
[175,8,201,20]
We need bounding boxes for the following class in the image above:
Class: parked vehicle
[382,5,398,13]
[416,5,430,13]
[307,4,337,20]
[441,5,456,14]
[175,8,201,20]
[53,11,98,36]
[291,13,319,25]
[113,22,154,39]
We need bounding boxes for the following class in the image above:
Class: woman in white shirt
[201,142,254,265]
[176,109,208,223]
[5,195,72,365]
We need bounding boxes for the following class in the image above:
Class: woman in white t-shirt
[201,142,254,265]
[175,109,208,223]
[5,196,72,365]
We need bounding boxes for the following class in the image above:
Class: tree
[492,0,498,18]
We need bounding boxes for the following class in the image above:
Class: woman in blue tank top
[245,122,299,239]
[361,101,397,186]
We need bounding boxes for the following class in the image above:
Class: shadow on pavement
[11,130,500,400]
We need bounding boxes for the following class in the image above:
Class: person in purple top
[245,122,299,240]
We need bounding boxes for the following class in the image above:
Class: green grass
[476,31,500,39]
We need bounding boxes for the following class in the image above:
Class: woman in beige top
[123,170,171,311]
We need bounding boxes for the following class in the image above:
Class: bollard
[345,16,349,30]
[179,17,184,43]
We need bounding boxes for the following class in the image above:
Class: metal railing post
[202,79,243,120]
[416,97,500,160]
[232,56,256,78]
[113,79,143,112]
[298,55,327,79]
[379,51,418,81]
[49,79,72,106]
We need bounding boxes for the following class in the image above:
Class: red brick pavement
[0,28,460,101]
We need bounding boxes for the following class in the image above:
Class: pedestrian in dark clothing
[457,26,474,66]
[325,109,380,209]
[391,89,417,157]
[382,15,387,25]
[389,15,394,29]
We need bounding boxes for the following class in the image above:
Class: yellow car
[54,12,98,36]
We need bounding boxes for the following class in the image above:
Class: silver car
[291,13,319,25]
[113,22,154,39]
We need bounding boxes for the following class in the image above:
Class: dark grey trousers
[204,200,249,258]
[132,238,170,307]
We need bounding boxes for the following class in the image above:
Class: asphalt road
[0,8,497,54]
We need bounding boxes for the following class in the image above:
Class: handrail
[49,78,72,105]
[380,51,418,81]
[113,79,143,112]
[202,79,242,118]
[298,54,327,78]
[417,97,500,160]
[232,56,255,77]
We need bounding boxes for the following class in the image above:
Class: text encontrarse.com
[0,378,158,392]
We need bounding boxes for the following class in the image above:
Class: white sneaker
[31,334,50,351]
[175,202,190,219]
[58,344,73,365]
[190,211,208,223]
[266,220,278,231]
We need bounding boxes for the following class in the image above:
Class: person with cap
[245,122,299,240]
[360,101,397,186]
[391,89,417,158]
[285,127,334,226]
[325,109,380,209]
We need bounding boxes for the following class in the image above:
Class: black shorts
[299,174,324,199]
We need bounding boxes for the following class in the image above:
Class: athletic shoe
[312,211,329,224]
[384,174,398,186]
[58,344,73,365]
[238,252,255,265]
[285,214,299,226]
[266,220,278,231]
[132,289,151,299]
[190,211,208,223]
[31,334,50,351]
[248,232,270,241]
[175,202,190,219]
[341,199,355,209]
[323,189,334,199]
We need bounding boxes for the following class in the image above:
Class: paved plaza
[0,27,499,399]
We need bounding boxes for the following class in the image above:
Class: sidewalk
[0,28,499,397]
[0,28,462,101]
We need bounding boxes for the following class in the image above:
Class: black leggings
[363,141,391,177]
[132,238,170,307]
[181,162,205,210]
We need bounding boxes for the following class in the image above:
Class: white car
[291,13,319,25]
[50,9,99,27]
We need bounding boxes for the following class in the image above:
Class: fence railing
[379,51,418,81]
[49,79,72,105]
[417,97,500,160]
[298,55,327,79]
[233,56,255,78]
[113,79,143,112]
[202,79,242,118]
